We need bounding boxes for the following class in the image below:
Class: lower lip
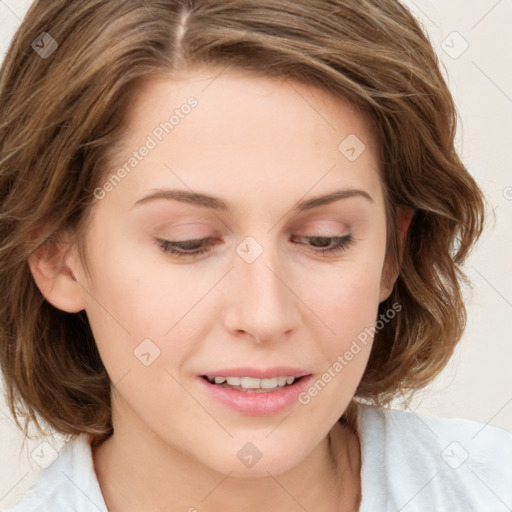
[197,375,313,416]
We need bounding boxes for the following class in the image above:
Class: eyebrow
[133,188,373,212]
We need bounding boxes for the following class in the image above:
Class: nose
[222,240,301,345]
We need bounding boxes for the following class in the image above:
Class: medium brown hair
[0,0,486,445]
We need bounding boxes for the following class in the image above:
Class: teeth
[206,375,298,389]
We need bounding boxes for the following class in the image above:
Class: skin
[29,66,412,512]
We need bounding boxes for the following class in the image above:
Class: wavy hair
[0,0,486,446]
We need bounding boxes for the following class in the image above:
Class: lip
[200,366,311,379]
[197,373,314,416]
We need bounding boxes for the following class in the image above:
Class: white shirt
[3,404,511,512]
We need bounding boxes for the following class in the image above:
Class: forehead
[101,66,384,214]
[124,66,377,150]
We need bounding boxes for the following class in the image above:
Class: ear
[378,206,415,303]
[28,237,87,313]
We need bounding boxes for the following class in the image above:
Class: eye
[292,234,354,255]
[155,237,217,258]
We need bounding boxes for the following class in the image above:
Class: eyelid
[290,217,350,233]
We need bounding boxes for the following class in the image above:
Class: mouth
[197,370,314,416]
[200,374,308,393]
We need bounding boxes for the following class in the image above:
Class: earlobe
[378,206,415,303]
[28,240,86,313]
[397,206,415,255]
[378,260,397,303]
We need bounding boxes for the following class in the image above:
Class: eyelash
[155,235,354,258]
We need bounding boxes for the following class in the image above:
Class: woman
[0,1,510,511]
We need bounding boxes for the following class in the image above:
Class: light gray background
[1,0,511,508]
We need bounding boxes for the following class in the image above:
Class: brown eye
[155,237,216,257]
[291,235,354,254]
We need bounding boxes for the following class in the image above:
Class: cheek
[321,275,381,366]
[294,269,381,421]
[299,243,385,383]
[81,230,214,381]
[83,220,191,331]
[312,251,385,331]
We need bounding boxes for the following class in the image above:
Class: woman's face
[67,67,397,476]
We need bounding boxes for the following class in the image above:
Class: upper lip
[200,367,312,379]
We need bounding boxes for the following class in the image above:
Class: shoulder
[356,403,512,512]
[2,434,107,512]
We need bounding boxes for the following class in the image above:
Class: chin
[199,437,309,478]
